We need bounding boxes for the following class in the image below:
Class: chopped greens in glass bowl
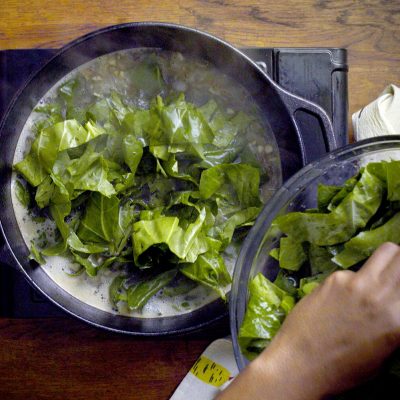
[230,136,400,399]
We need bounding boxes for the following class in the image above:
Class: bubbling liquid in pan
[12,48,282,318]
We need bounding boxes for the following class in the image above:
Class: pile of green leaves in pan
[14,75,266,312]
[238,160,400,397]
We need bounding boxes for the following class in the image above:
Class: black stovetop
[0,47,348,318]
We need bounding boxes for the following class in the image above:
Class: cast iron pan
[0,22,337,335]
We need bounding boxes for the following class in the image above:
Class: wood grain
[1,1,399,399]
[0,316,229,400]
[1,0,399,117]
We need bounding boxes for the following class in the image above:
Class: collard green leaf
[14,152,48,187]
[77,193,120,244]
[115,201,137,253]
[269,247,280,261]
[273,271,298,296]
[58,78,83,121]
[64,150,116,198]
[49,141,116,201]
[14,180,30,208]
[71,251,98,277]
[308,244,338,275]
[180,251,231,300]
[42,202,107,257]
[317,183,341,212]
[163,275,198,297]
[128,60,165,96]
[41,203,71,256]
[15,119,105,187]
[126,269,177,310]
[157,94,214,148]
[29,243,45,265]
[200,99,253,149]
[35,176,55,208]
[35,120,99,172]
[161,154,199,185]
[327,177,358,211]
[122,134,143,176]
[122,109,153,145]
[195,142,244,169]
[386,162,400,201]
[211,111,251,148]
[298,272,331,298]
[213,206,261,247]
[86,98,112,125]
[34,103,63,127]
[333,212,400,268]
[273,167,384,246]
[132,208,208,264]
[238,273,295,360]
[109,275,127,305]
[106,91,132,124]
[278,236,307,271]
[67,231,109,254]
[77,193,135,254]
[199,163,261,208]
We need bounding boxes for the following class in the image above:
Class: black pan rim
[0,21,330,335]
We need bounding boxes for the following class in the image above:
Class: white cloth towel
[353,84,400,141]
[170,337,239,400]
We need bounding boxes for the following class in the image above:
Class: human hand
[217,242,400,400]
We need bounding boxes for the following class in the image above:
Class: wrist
[251,341,329,400]
[217,348,327,400]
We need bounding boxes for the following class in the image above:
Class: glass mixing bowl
[230,136,400,370]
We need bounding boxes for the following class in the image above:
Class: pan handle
[279,89,338,164]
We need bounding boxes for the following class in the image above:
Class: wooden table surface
[1,1,399,399]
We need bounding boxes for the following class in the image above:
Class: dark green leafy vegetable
[71,251,98,277]
[273,167,384,246]
[317,183,341,212]
[333,212,400,268]
[239,159,400,398]
[14,57,267,313]
[273,271,298,296]
[277,236,307,271]
[386,161,400,201]
[308,244,338,275]
[15,119,104,187]
[126,269,177,310]
[132,209,208,264]
[327,176,358,211]
[238,273,295,360]
[298,271,331,298]
[199,163,261,208]
[109,275,126,305]
[14,180,30,207]
[180,251,231,300]
[29,243,45,265]
[77,193,135,254]
[128,59,165,96]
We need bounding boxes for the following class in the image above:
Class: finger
[379,246,400,287]
[358,242,400,280]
